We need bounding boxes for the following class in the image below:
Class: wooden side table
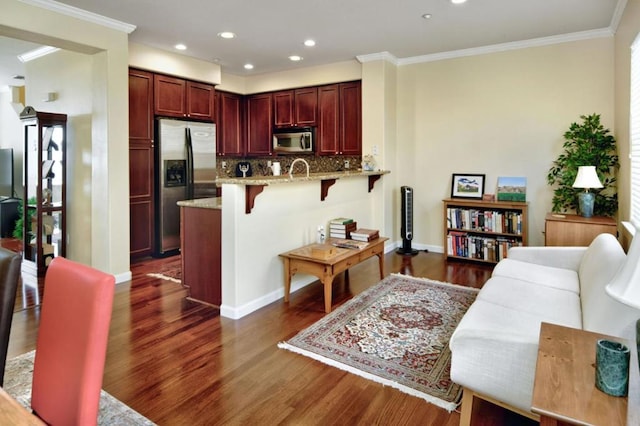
[531,322,639,425]
[544,213,617,246]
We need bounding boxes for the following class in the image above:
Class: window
[631,33,640,228]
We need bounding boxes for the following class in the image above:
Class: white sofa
[449,233,640,422]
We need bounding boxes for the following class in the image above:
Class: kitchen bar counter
[216,169,389,185]
[177,197,222,210]
[217,170,389,213]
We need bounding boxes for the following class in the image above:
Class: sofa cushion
[477,276,582,326]
[492,259,580,294]
[577,233,636,337]
[450,300,560,412]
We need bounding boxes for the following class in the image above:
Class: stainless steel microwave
[273,128,314,154]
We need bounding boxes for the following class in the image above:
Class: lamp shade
[572,166,603,189]
[606,224,640,309]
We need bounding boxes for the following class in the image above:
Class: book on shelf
[350,228,379,242]
[331,239,368,250]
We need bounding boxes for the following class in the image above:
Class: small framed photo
[451,174,485,199]
[497,176,527,202]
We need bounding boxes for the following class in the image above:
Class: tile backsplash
[217,155,362,178]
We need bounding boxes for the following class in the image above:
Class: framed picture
[497,176,527,202]
[451,174,485,199]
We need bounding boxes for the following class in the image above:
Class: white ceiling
[1,0,625,85]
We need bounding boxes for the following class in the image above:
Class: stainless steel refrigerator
[156,118,216,256]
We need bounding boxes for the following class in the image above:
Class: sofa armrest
[506,246,587,271]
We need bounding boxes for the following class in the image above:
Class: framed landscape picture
[497,176,527,202]
[451,174,485,199]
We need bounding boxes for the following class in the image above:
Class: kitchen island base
[280,237,388,313]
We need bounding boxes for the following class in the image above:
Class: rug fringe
[390,273,479,293]
[146,273,181,284]
[277,341,458,412]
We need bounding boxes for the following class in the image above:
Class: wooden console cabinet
[544,213,616,246]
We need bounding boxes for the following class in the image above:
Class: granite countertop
[177,197,222,209]
[216,169,390,185]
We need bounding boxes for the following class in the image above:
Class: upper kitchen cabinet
[217,91,245,157]
[154,74,215,122]
[339,81,361,155]
[317,81,361,156]
[246,93,273,156]
[273,87,318,128]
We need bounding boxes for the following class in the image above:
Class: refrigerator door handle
[186,127,194,200]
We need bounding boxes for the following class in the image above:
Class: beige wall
[615,0,640,245]
[1,1,131,281]
[129,43,221,84]
[25,49,93,265]
[396,37,615,247]
[217,60,361,94]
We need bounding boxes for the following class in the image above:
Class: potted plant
[547,114,619,217]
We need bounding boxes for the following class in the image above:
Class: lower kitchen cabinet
[180,204,221,306]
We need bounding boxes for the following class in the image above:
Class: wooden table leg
[322,271,334,313]
[376,253,384,279]
[283,258,291,302]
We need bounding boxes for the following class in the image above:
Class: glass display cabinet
[20,107,67,275]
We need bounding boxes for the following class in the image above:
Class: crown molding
[398,28,614,66]
[356,52,398,65]
[610,0,628,33]
[19,0,136,34]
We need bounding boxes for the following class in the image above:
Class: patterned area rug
[4,351,155,425]
[147,260,182,284]
[278,273,478,412]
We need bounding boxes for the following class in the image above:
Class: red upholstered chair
[31,257,115,425]
[0,247,21,386]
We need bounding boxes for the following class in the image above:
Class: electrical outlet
[372,145,379,155]
[344,160,350,169]
[221,161,227,169]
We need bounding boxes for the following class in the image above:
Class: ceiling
[1,0,625,85]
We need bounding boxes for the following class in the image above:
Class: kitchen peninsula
[215,169,390,319]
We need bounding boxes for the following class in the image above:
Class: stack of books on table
[329,217,357,239]
[350,228,380,242]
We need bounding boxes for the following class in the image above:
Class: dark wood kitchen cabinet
[246,93,273,156]
[217,91,245,156]
[180,205,221,306]
[154,74,215,121]
[129,68,154,258]
[317,81,361,155]
[273,87,318,128]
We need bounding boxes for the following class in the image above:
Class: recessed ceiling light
[304,39,316,47]
[175,44,187,50]
[289,55,303,62]
[422,13,432,19]
[451,0,467,4]
[218,32,236,39]
[244,64,254,70]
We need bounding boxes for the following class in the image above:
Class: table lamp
[572,166,603,218]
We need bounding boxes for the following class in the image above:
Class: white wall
[25,49,93,265]
[221,176,386,318]
[395,37,615,247]
[0,90,23,198]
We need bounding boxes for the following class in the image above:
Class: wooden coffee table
[279,237,388,313]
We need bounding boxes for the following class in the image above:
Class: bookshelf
[443,198,528,264]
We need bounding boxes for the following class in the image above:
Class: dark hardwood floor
[5,247,535,425]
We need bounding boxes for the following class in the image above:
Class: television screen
[0,148,14,199]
